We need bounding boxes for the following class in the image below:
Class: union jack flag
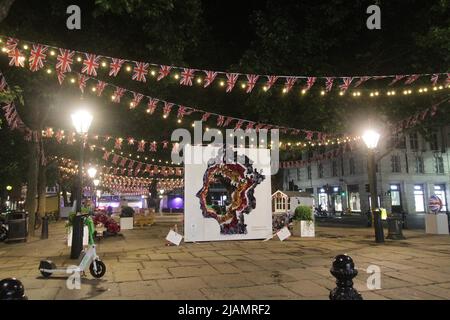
[115,138,123,150]
[109,58,125,77]
[128,160,135,169]
[216,115,225,126]
[246,122,254,131]
[284,77,297,92]
[8,49,24,67]
[112,154,120,164]
[132,62,149,82]
[339,77,354,92]
[144,164,152,173]
[354,76,370,88]
[56,69,66,84]
[177,106,193,120]
[157,65,172,81]
[137,140,146,152]
[103,151,111,161]
[389,75,406,86]
[226,73,239,92]
[430,104,438,117]
[0,74,8,92]
[303,77,316,91]
[325,77,334,92]
[55,130,64,143]
[146,98,158,114]
[112,87,126,103]
[404,74,420,85]
[431,74,439,86]
[135,162,142,174]
[149,142,157,152]
[305,131,314,140]
[234,120,244,130]
[201,112,211,122]
[203,70,217,87]
[120,157,127,167]
[246,74,259,93]
[180,68,195,86]
[81,54,100,76]
[255,123,264,132]
[163,102,173,118]
[265,75,279,90]
[78,74,88,93]
[6,38,18,52]
[223,117,233,127]
[95,80,107,96]
[420,109,428,121]
[56,49,75,73]
[29,44,48,72]
[162,141,169,149]
[131,92,144,109]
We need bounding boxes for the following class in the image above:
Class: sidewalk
[1,221,450,300]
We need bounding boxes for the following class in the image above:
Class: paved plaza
[1,221,450,300]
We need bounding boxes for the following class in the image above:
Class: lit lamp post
[362,129,384,243]
[70,110,93,259]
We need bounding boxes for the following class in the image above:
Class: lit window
[413,184,425,212]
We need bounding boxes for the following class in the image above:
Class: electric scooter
[38,214,106,279]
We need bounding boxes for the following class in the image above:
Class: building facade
[283,127,450,221]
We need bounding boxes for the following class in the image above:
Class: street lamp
[362,129,384,243]
[87,167,97,179]
[70,109,93,259]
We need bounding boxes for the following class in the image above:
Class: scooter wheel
[39,260,56,278]
[89,260,106,278]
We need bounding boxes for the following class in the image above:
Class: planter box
[67,226,89,247]
[292,220,315,237]
[425,213,449,235]
[120,217,134,230]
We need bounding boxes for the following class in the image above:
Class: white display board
[184,145,272,242]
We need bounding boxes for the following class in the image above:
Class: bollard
[386,215,405,240]
[41,214,49,239]
[329,254,363,300]
[0,278,28,300]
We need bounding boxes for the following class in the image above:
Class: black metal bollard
[329,254,363,300]
[41,214,49,239]
[386,215,405,240]
[0,278,28,300]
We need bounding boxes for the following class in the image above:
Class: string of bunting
[41,126,175,155]
[280,97,449,169]
[1,63,350,145]
[1,35,450,94]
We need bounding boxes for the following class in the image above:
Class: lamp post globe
[87,167,97,179]
[362,129,380,149]
[71,110,93,134]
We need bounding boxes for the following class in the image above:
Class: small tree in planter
[292,205,315,237]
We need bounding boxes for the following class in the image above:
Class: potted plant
[292,205,315,237]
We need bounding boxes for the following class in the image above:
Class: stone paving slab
[1,221,450,300]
